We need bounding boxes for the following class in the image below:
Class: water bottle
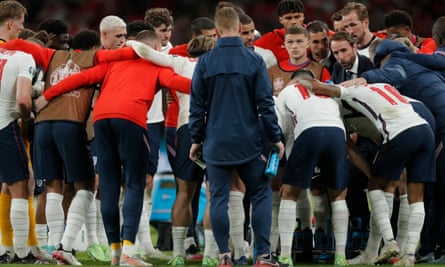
[265,147,280,178]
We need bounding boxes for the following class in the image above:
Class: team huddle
[0,0,444,267]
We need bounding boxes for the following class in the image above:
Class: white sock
[278,199,297,257]
[228,191,245,259]
[204,229,219,259]
[396,194,409,252]
[368,190,395,243]
[364,214,381,257]
[96,199,108,244]
[36,224,48,247]
[296,189,312,229]
[136,192,155,252]
[11,198,29,258]
[406,202,424,255]
[61,190,94,251]
[313,194,329,231]
[331,200,348,256]
[270,192,280,253]
[46,192,64,246]
[85,196,99,246]
[172,226,188,257]
[385,192,394,219]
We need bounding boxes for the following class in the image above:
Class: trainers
[334,254,347,266]
[31,246,53,263]
[374,240,400,265]
[415,251,435,263]
[202,256,218,267]
[433,254,445,264]
[99,243,112,262]
[87,243,108,262]
[218,255,232,267]
[111,255,120,266]
[0,251,13,264]
[233,255,247,265]
[142,248,172,261]
[42,245,55,255]
[277,255,293,267]
[395,253,415,266]
[119,253,152,266]
[347,251,376,265]
[11,253,41,264]
[255,254,279,267]
[315,251,334,263]
[314,228,327,250]
[168,255,185,266]
[52,244,82,266]
[186,244,203,260]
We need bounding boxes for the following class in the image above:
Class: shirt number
[369,84,409,105]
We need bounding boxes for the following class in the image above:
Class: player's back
[0,48,35,128]
[340,83,426,142]
[277,83,343,139]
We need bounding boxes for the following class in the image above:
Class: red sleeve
[169,44,189,57]
[0,39,54,71]
[158,67,191,94]
[320,67,331,82]
[94,47,138,65]
[44,64,108,101]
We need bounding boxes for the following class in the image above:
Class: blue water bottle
[265,147,280,179]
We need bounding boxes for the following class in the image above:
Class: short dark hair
[144,8,173,28]
[285,25,307,37]
[127,20,154,38]
[432,16,445,46]
[38,19,68,35]
[384,10,413,30]
[239,13,253,25]
[136,30,161,46]
[190,17,215,36]
[291,69,314,80]
[306,20,329,35]
[72,30,100,50]
[330,31,356,47]
[277,0,304,17]
[342,2,369,21]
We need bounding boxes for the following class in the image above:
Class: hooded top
[373,40,410,67]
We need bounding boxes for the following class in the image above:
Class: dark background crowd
[21,0,445,45]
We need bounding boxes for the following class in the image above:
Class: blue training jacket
[189,37,281,166]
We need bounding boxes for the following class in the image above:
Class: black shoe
[0,251,12,264]
[12,252,42,264]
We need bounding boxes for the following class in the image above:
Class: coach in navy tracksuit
[188,7,284,266]
[361,39,445,263]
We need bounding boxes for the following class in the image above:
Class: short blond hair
[214,7,239,33]
[0,0,26,25]
[99,15,126,33]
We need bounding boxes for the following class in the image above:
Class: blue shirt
[189,37,281,165]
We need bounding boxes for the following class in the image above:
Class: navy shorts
[372,124,436,183]
[0,122,29,183]
[165,126,177,173]
[282,127,349,190]
[147,122,162,176]
[33,121,95,183]
[175,124,205,182]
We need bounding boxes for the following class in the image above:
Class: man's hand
[340,77,367,88]
[274,141,285,159]
[189,143,203,161]
[34,95,49,113]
